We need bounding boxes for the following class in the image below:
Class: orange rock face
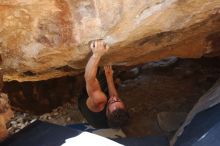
[0,93,14,140]
[0,0,220,81]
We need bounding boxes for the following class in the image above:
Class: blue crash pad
[68,123,168,146]
[2,103,220,146]
[114,136,169,146]
[174,103,220,146]
[1,121,168,146]
[0,121,81,146]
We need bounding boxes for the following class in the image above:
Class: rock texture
[0,0,220,81]
[0,93,14,140]
[7,102,84,135]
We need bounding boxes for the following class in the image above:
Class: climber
[78,40,129,128]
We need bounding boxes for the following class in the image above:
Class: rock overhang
[0,0,220,81]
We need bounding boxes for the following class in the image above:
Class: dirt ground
[5,57,220,138]
[118,57,220,137]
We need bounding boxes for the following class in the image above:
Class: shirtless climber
[78,40,129,128]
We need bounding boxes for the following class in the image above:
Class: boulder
[0,93,14,140]
[0,0,220,81]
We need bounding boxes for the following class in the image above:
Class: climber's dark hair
[107,108,129,128]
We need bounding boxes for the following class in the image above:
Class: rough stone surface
[7,102,84,135]
[0,93,14,140]
[0,0,220,81]
[157,112,187,132]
